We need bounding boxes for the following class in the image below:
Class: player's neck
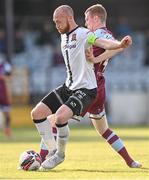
[68,19,78,33]
[93,23,106,31]
[68,21,78,33]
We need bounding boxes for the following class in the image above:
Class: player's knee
[91,116,109,135]
[31,107,38,119]
[99,127,108,135]
[55,105,73,124]
[54,113,66,124]
[31,102,52,120]
[31,106,44,120]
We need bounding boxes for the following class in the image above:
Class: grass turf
[0,126,149,180]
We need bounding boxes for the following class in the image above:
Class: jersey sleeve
[87,33,98,45]
[94,29,114,40]
[81,29,98,49]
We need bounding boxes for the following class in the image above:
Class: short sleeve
[83,30,97,49]
[94,29,114,40]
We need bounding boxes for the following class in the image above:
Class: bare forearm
[100,48,123,60]
[91,48,123,64]
[94,38,122,50]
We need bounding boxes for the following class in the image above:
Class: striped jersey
[61,26,97,90]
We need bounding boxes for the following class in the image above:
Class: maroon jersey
[87,47,106,114]
[0,63,10,107]
[87,27,114,115]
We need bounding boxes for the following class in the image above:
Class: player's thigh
[91,115,109,135]
[65,88,97,116]
[88,86,105,115]
[41,86,66,114]
[55,104,74,124]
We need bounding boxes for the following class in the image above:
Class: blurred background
[0,0,149,129]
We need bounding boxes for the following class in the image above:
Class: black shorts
[41,84,97,116]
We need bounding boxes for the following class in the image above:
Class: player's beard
[59,21,70,34]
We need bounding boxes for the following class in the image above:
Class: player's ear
[68,15,73,21]
[94,15,98,22]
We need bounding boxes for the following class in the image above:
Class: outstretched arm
[86,47,124,64]
[88,35,132,50]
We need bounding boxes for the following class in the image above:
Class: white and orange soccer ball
[18,150,42,171]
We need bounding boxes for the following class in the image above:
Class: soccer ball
[19,150,42,171]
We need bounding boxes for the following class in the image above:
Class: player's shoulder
[77,27,95,41]
[77,27,92,35]
[95,27,114,39]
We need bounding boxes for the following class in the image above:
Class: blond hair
[85,4,107,23]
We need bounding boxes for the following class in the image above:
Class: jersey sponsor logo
[63,44,76,49]
[63,34,77,50]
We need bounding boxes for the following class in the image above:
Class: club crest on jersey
[71,34,76,42]
[70,101,76,108]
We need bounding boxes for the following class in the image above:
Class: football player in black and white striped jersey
[31,5,132,170]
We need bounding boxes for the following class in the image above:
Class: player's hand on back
[85,47,95,62]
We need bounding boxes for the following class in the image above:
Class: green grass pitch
[0,126,149,180]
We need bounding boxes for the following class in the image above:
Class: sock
[40,139,49,162]
[56,123,70,158]
[40,127,57,162]
[102,128,133,166]
[33,118,56,152]
[3,113,12,137]
[5,114,11,128]
[52,127,57,140]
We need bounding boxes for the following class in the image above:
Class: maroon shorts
[87,76,105,115]
[0,79,10,106]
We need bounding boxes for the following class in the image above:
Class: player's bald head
[53,5,74,18]
[53,5,76,34]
